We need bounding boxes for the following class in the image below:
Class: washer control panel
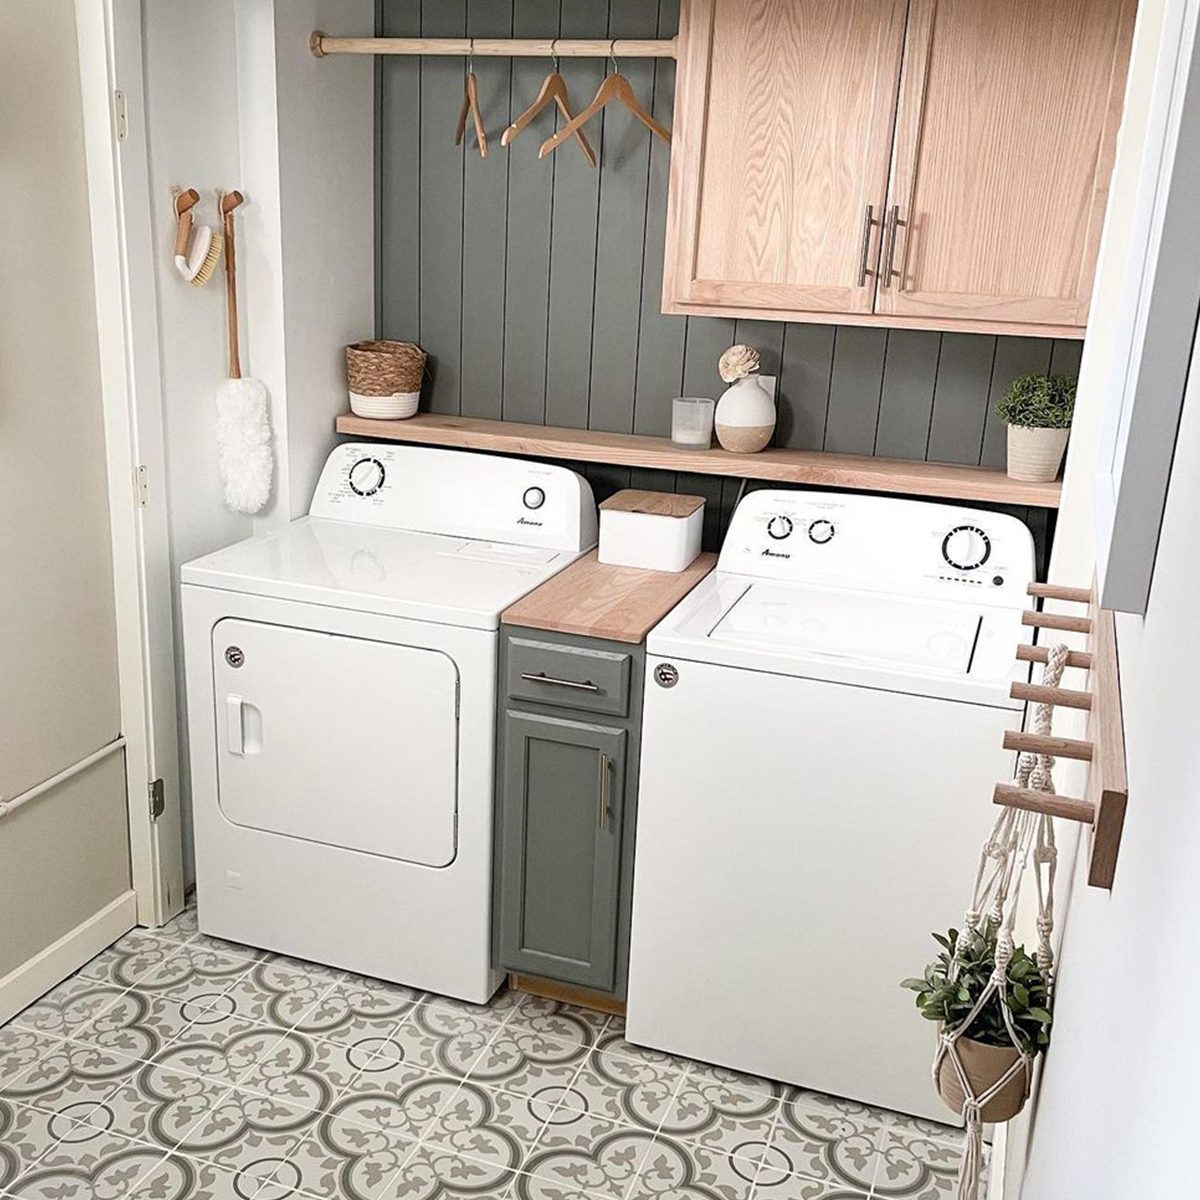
[310,443,598,552]
[720,490,1034,608]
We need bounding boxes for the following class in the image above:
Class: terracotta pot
[937,1037,1030,1123]
[1006,425,1069,483]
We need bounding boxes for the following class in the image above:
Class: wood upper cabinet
[877,0,1136,328]
[664,0,1136,336]
[665,0,909,316]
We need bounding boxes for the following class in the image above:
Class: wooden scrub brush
[172,187,222,287]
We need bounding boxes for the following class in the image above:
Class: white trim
[0,892,138,1025]
[73,0,185,925]
[0,740,126,821]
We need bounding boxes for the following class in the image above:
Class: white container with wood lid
[598,490,705,573]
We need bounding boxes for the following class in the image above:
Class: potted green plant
[995,373,1076,483]
[902,920,1052,1122]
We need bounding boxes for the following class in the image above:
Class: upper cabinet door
[877,0,1135,331]
[664,0,909,317]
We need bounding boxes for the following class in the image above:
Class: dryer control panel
[310,443,598,552]
[718,490,1035,608]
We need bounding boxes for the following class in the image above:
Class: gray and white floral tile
[0,905,972,1200]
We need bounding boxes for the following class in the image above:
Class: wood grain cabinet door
[877,0,1135,331]
[664,0,909,317]
[497,712,627,992]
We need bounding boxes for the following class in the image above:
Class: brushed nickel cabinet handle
[598,753,611,831]
[857,204,876,287]
[882,204,902,290]
[520,672,599,692]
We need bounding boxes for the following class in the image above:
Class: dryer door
[212,618,458,867]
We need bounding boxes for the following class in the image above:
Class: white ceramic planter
[715,376,776,453]
[1006,425,1069,483]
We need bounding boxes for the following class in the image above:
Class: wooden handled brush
[218,190,246,379]
[172,186,222,287]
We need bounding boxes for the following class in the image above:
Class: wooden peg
[1022,610,1092,634]
[1003,730,1094,761]
[993,783,1096,824]
[1011,681,1093,710]
[1027,582,1092,604]
[1016,644,1094,670]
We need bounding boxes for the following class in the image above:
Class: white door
[213,619,459,867]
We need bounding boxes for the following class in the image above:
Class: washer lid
[709,583,981,675]
[649,572,1027,707]
[180,517,576,630]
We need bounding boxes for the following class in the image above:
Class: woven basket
[346,340,425,395]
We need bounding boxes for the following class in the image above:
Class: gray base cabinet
[494,627,643,998]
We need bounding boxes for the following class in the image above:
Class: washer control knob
[654,663,679,689]
[766,515,794,541]
[348,457,385,497]
[523,486,546,510]
[942,525,992,571]
[808,519,836,545]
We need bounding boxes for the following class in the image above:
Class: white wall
[142,0,372,879]
[1015,0,1200,1193]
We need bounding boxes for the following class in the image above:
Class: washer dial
[941,525,992,571]
[348,457,385,497]
[808,519,836,545]
[523,486,546,510]
[767,515,794,541]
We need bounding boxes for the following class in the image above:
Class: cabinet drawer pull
[857,204,876,286]
[598,753,612,831]
[520,672,600,692]
[883,204,902,290]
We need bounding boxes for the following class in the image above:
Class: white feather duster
[216,377,273,514]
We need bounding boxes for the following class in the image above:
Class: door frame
[74,0,185,926]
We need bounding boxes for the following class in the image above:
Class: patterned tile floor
[0,906,977,1200]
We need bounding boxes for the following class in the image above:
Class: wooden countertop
[503,551,718,644]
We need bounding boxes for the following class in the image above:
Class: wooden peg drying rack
[994,583,1129,889]
[310,33,678,60]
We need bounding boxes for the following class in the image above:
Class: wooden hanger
[502,48,596,167]
[538,52,671,159]
[455,40,488,158]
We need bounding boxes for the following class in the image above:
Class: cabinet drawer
[505,637,631,718]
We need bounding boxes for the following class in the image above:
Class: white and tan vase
[715,376,776,454]
[937,1037,1031,1123]
[1006,426,1069,483]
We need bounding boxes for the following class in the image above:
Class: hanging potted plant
[902,918,1053,1122]
[996,373,1076,483]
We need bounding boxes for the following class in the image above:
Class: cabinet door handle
[882,204,903,290]
[598,753,612,831]
[857,204,876,287]
[520,672,599,692]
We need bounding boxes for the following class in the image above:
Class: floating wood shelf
[993,582,1129,889]
[334,413,1063,508]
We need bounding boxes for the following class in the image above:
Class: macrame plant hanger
[935,644,1066,1200]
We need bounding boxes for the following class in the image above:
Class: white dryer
[626,489,1034,1121]
[182,443,596,1003]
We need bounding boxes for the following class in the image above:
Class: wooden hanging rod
[310,33,679,60]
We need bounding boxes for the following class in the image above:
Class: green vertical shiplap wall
[376,0,1076,566]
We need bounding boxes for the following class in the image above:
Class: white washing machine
[626,489,1034,1121]
[182,443,596,1003]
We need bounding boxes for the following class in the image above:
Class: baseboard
[509,972,626,1017]
[0,890,137,1025]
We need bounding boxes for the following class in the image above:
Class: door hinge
[136,464,149,507]
[113,89,128,142]
[149,778,165,821]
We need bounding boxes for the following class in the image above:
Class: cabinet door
[877,0,1135,331]
[497,712,627,991]
[664,0,908,317]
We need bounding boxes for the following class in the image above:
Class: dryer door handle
[226,694,245,756]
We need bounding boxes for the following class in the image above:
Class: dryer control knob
[766,515,794,541]
[523,486,546,510]
[348,457,385,497]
